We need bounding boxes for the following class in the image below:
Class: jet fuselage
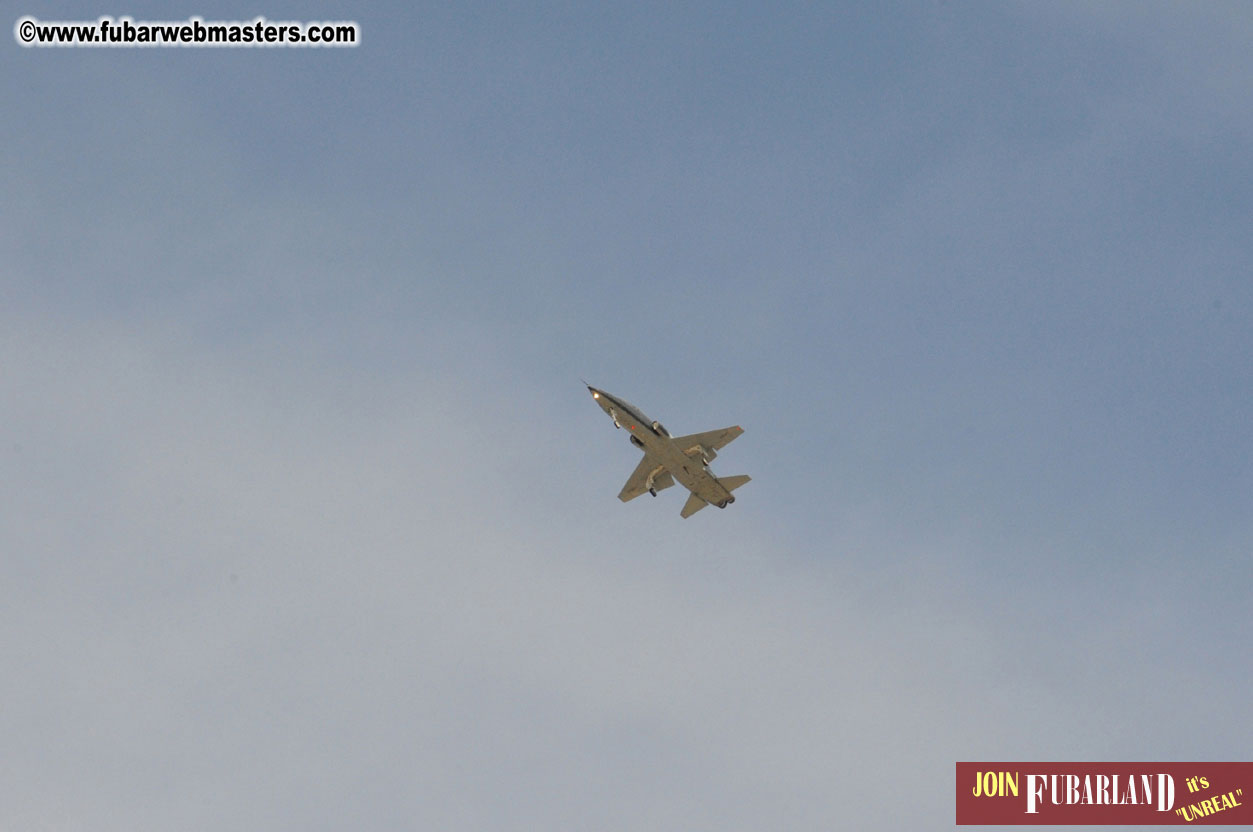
[588,386,736,509]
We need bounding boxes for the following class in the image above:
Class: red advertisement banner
[956,762,1253,825]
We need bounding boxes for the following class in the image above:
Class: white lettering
[1026,774,1046,814]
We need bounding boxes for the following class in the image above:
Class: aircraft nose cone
[588,386,601,399]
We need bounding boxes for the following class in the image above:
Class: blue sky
[3,2,1250,829]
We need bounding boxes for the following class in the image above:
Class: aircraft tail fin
[680,492,707,518]
[718,474,751,493]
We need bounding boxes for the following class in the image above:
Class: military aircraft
[586,385,750,518]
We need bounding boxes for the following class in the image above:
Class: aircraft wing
[618,453,674,502]
[671,426,744,458]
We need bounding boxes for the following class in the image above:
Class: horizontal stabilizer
[717,474,751,493]
[680,492,707,518]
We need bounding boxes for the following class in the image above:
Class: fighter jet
[586,385,750,518]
